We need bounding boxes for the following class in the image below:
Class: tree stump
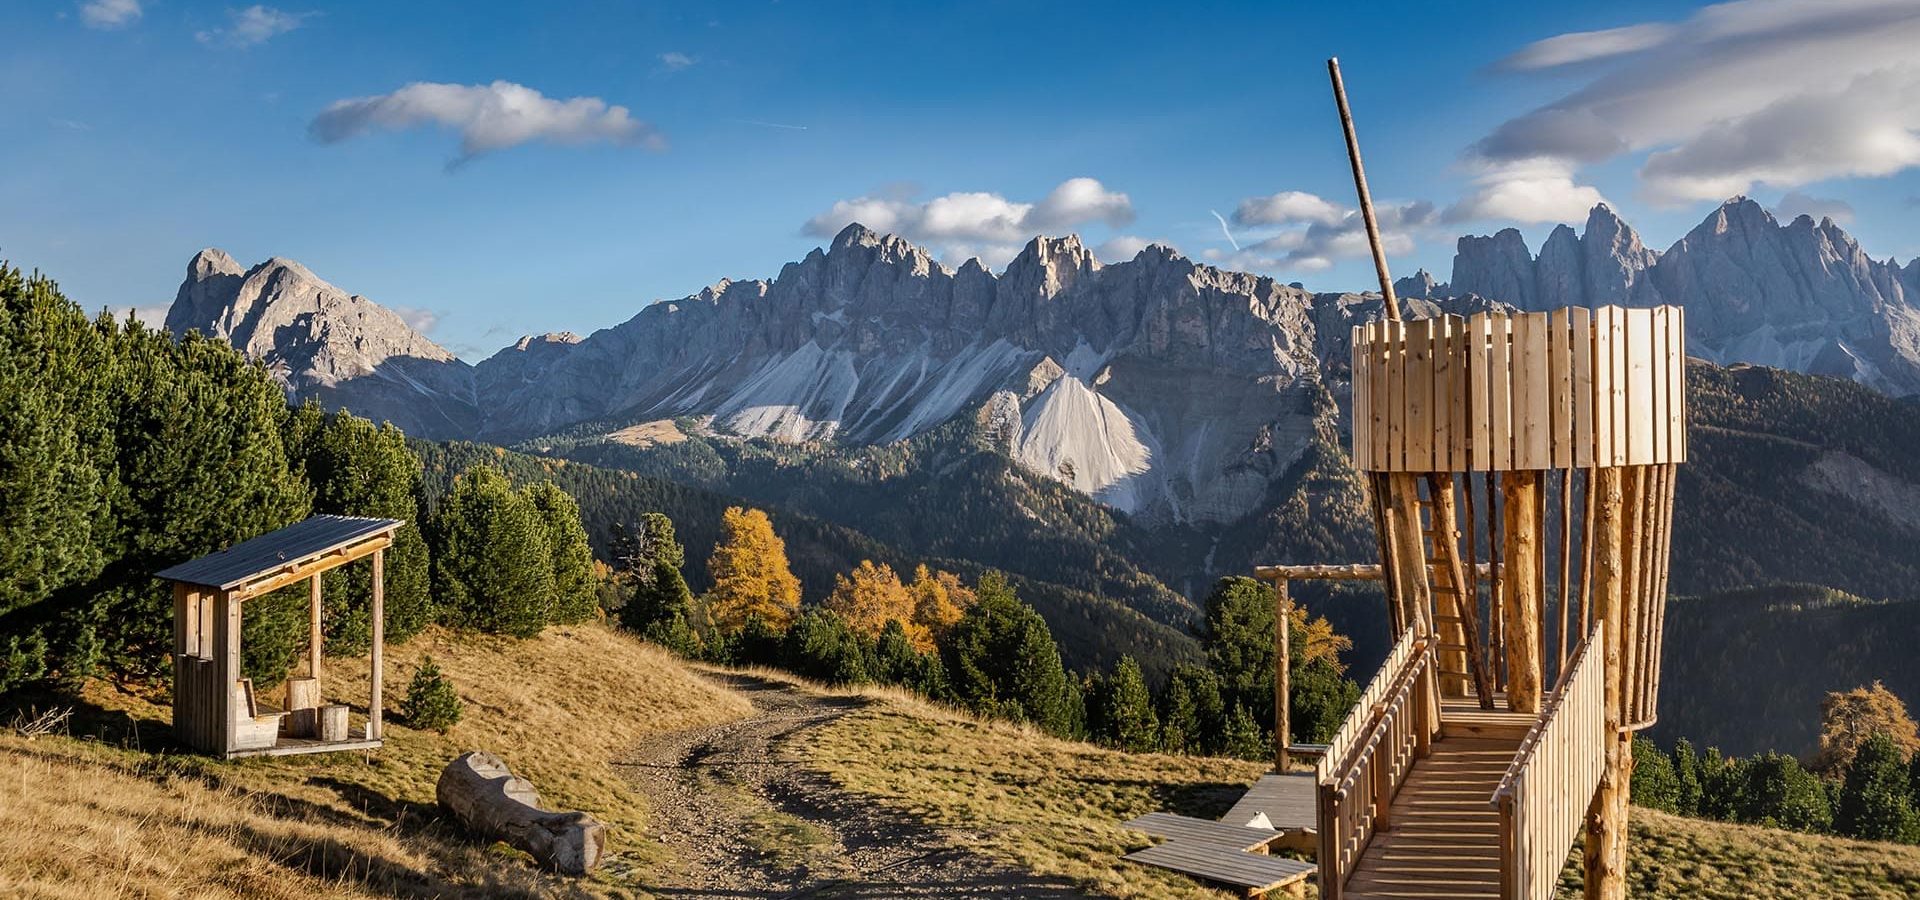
[284,677,320,737]
[436,751,604,874]
[316,704,349,742]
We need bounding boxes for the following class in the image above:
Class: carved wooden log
[316,704,349,742]
[285,677,320,737]
[437,751,605,875]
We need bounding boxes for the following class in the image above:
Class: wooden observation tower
[1119,60,1685,900]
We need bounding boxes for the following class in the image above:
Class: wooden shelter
[157,514,403,759]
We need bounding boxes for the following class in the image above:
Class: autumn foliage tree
[1817,681,1920,776]
[908,565,975,644]
[826,560,922,646]
[703,506,801,633]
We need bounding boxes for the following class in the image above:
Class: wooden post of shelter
[155,515,403,760]
[1273,577,1290,773]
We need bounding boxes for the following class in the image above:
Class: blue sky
[5,0,1919,358]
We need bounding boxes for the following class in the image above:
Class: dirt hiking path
[617,671,1092,899]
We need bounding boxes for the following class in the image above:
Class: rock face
[165,250,479,438]
[1446,198,1920,396]
[168,227,1329,525]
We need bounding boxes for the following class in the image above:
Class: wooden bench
[233,678,289,751]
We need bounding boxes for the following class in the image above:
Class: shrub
[400,657,463,733]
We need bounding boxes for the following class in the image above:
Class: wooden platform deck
[1341,735,1519,899]
[224,725,381,759]
[1220,772,1318,832]
[1124,812,1283,852]
[1122,843,1314,897]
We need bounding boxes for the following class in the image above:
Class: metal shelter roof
[155,515,403,590]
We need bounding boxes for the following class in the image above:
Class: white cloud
[1773,190,1856,225]
[659,52,696,71]
[392,306,439,334]
[79,0,140,29]
[1233,190,1346,227]
[309,81,663,166]
[1445,160,1611,224]
[802,177,1135,265]
[1207,190,1438,272]
[1474,0,1920,206]
[197,6,313,47]
[1095,235,1160,262]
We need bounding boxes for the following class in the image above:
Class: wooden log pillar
[1502,470,1543,713]
[214,590,239,756]
[1585,466,1630,900]
[369,548,384,741]
[1386,473,1433,638]
[308,573,323,680]
[1425,474,1493,704]
[1274,578,1291,773]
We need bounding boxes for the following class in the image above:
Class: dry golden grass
[809,695,1920,900]
[4,622,752,899]
[806,697,1271,899]
[1603,809,1920,899]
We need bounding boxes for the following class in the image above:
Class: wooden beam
[229,535,393,601]
[369,547,385,741]
[215,590,239,755]
[1502,470,1543,714]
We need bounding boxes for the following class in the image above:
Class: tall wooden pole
[369,548,385,742]
[1328,57,1400,322]
[1274,578,1292,773]
[308,573,323,680]
[1502,470,1543,713]
[1584,467,1629,900]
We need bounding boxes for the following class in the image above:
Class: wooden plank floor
[1220,772,1318,832]
[1341,736,1520,899]
[1121,843,1315,894]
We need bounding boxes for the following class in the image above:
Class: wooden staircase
[1341,698,1532,899]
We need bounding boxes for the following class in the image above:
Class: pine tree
[430,466,554,638]
[1738,752,1832,833]
[1092,656,1159,752]
[941,571,1077,737]
[1835,732,1919,842]
[782,608,870,686]
[1160,665,1227,756]
[284,409,434,652]
[1630,736,1681,812]
[703,507,801,633]
[1201,576,1354,737]
[526,481,597,624]
[1223,703,1267,761]
[1673,739,1704,817]
[611,513,698,654]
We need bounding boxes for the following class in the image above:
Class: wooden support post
[1502,470,1543,713]
[308,573,323,680]
[1585,466,1629,900]
[369,548,384,741]
[1386,473,1433,638]
[1328,57,1399,322]
[172,582,190,739]
[1274,578,1291,773]
[1425,473,1494,706]
[215,591,239,756]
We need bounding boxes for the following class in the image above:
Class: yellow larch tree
[1816,681,1920,775]
[703,506,802,633]
[827,560,928,648]
[908,564,976,650]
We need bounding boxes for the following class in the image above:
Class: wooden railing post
[1275,578,1291,773]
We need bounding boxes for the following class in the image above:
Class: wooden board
[1549,308,1574,470]
[1220,773,1320,832]
[1515,313,1552,469]
[1122,842,1315,893]
[1625,308,1656,465]
[1387,320,1408,473]
[1124,812,1286,851]
[1572,307,1595,469]
[1407,318,1435,472]
[1354,323,1373,467]
[1489,315,1513,471]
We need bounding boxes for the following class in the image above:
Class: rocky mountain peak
[1393,268,1446,300]
[1450,227,1536,309]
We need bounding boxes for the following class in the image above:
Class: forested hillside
[413,440,1200,679]
[1654,584,1920,757]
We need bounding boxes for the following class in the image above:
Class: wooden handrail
[1315,631,1437,899]
[1491,622,1607,900]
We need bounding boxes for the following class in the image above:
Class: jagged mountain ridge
[1449,198,1920,395]
[171,227,1333,526]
